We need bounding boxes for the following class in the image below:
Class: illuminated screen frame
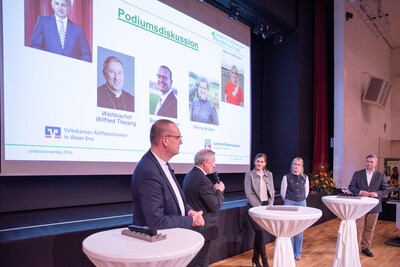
[0,0,251,175]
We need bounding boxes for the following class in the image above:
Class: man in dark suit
[183,149,225,267]
[132,119,204,229]
[97,56,134,112]
[349,154,388,258]
[153,65,177,118]
[30,0,91,62]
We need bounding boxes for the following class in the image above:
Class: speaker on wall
[362,76,391,107]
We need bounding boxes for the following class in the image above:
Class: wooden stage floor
[210,218,400,267]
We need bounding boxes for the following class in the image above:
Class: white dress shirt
[259,173,268,202]
[152,151,185,216]
[55,15,68,37]
[366,169,375,187]
[154,89,173,115]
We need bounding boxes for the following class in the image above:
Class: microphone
[213,172,221,183]
[128,224,157,236]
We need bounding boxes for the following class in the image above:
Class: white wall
[391,48,400,140]
[334,0,393,187]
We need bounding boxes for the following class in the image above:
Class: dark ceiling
[205,0,297,36]
[205,0,334,41]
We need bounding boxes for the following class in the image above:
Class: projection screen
[0,0,251,175]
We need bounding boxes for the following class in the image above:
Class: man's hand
[368,192,378,198]
[214,181,225,192]
[188,210,205,227]
[360,190,370,197]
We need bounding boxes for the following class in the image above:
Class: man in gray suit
[183,149,225,267]
[349,154,388,257]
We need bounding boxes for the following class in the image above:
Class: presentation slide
[1,0,251,175]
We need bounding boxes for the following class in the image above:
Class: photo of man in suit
[30,0,92,62]
[349,154,388,258]
[183,149,225,267]
[153,65,177,118]
[97,56,134,112]
[131,119,204,229]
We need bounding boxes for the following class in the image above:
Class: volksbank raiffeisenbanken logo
[45,126,61,139]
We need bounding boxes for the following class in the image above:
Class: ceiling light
[253,20,264,35]
[273,32,284,45]
[229,2,240,20]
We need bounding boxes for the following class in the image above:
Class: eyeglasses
[156,74,170,81]
[164,135,183,140]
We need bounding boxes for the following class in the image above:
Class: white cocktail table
[322,195,379,267]
[82,227,204,267]
[386,200,400,246]
[249,206,322,267]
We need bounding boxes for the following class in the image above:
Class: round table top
[387,199,400,205]
[249,206,322,240]
[322,195,379,205]
[249,206,322,221]
[82,227,204,264]
[322,195,379,221]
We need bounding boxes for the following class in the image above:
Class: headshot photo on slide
[149,65,178,119]
[97,46,135,112]
[221,52,244,107]
[26,0,93,62]
[189,71,219,125]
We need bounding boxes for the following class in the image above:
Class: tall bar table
[249,206,322,267]
[322,196,378,267]
[386,199,400,246]
[82,227,204,267]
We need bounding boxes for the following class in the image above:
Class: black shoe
[252,258,262,267]
[262,259,269,267]
[361,248,374,257]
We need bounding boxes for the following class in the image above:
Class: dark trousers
[247,204,268,261]
[187,240,211,267]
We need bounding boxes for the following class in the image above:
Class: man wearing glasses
[132,119,204,229]
[153,65,178,118]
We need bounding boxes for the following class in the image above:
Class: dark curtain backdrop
[24,0,92,51]
[260,0,315,184]
[312,0,328,171]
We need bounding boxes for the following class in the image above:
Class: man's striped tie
[59,20,65,49]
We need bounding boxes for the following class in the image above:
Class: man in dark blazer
[349,154,388,258]
[183,149,225,267]
[30,0,91,62]
[153,65,177,118]
[132,119,204,229]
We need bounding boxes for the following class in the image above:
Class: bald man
[132,119,204,229]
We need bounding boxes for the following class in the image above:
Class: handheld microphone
[128,224,157,236]
[213,172,221,183]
